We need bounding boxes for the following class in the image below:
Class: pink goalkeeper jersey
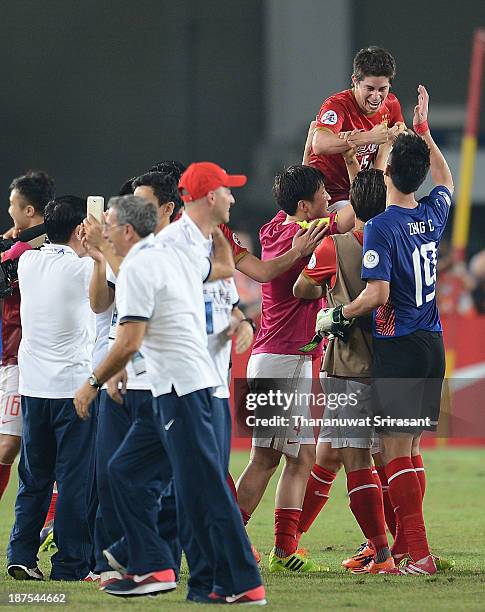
[252,210,338,357]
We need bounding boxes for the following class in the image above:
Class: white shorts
[248,353,315,458]
[0,365,22,437]
[317,375,376,449]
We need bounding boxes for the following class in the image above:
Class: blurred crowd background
[2,0,485,316]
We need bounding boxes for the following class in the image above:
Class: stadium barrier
[230,314,485,449]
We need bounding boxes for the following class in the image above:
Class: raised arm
[84,215,123,276]
[302,120,317,165]
[413,85,454,194]
[236,221,328,283]
[341,132,361,182]
[207,227,235,280]
[89,255,114,314]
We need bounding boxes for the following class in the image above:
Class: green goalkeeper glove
[315,304,354,341]
[298,305,354,353]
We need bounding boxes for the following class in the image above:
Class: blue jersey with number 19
[361,185,452,338]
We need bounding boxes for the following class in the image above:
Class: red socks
[386,457,430,562]
[0,463,12,501]
[347,469,388,551]
[376,466,397,538]
[412,454,426,498]
[44,488,58,526]
[240,508,251,526]
[226,473,238,502]
[274,508,301,557]
[297,464,336,538]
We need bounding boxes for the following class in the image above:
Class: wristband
[241,318,257,333]
[413,121,429,135]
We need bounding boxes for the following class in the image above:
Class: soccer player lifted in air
[315,85,453,576]
[305,46,404,212]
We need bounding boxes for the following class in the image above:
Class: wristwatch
[87,374,101,390]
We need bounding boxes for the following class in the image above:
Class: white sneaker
[102,549,127,574]
[7,564,44,581]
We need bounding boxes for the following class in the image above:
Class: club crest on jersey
[307,253,317,269]
[232,232,243,247]
[320,110,338,125]
[363,250,379,269]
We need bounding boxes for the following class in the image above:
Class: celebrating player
[0,172,53,503]
[308,46,404,211]
[236,165,354,573]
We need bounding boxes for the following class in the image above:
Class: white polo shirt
[18,244,95,398]
[115,238,220,398]
[93,307,113,370]
[158,214,239,398]
[107,241,151,391]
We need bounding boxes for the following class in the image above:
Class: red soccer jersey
[303,231,364,289]
[219,224,249,264]
[252,211,338,357]
[308,89,403,204]
[1,242,32,366]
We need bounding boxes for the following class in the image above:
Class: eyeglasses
[103,223,126,232]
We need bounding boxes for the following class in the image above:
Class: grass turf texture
[0,448,484,610]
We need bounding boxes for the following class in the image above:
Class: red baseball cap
[178,162,247,202]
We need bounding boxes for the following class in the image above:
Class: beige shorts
[248,353,315,458]
[317,374,377,449]
[0,365,22,437]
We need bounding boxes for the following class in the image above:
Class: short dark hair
[388,133,430,194]
[118,177,136,196]
[9,170,55,215]
[44,196,86,243]
[148,160,186,182]
[350,169,386,222]
[117,161,186,220]
[273,165,326,215]
[132,171,183,221]
[353,46,396,83]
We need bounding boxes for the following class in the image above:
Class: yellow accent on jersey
[295,217,330,230]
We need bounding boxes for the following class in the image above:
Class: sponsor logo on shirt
[363,250,379,269]
[307,253,317,270]
[320,110,338,125]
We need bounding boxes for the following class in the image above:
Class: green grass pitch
[0,448,484,610]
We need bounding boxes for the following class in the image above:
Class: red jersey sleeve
[219,224,249,263]
[315,98,347,135]
[388,95,404,125]
[2,241,32,262]
[303,236,337,287]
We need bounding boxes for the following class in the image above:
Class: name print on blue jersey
[408,219,435,235]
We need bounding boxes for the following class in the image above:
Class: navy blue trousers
[155,389,261,597]
[8,396,96,580]
[106,481,181,577]
[108,392,180,575]
[93,390,138,572]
